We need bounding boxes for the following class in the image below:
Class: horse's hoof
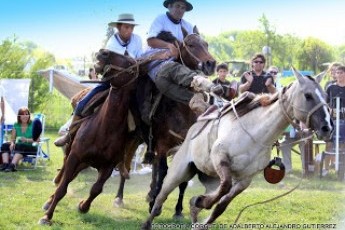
[78,200,90,213]
[173,213,184,220]
[42,202,51,211]
[38,217,52,225]
[113,197,124,208]
[141,221,152,230]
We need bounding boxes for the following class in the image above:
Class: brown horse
[38,50,145,225]
[114,33,216,219]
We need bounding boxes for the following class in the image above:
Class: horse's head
[179,34,216,76]
[94,49,137,88]
[286,67,333,140]
[156,31,216,76]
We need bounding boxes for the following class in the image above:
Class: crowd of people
[1,0,345,176]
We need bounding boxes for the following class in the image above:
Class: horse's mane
[156,31,178,44]
[232,92,279,118]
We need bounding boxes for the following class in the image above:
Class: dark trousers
[75,82,110,116]
[154,62,195,105]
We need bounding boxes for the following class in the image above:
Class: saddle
[191,91,256,139]
[197,91,256,122]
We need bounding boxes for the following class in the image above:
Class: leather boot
[54,115,82,147]
[191,75,224,96]
[189,92,210,116]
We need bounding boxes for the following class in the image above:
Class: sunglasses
[253,61,264,64]
[270,71,278,75]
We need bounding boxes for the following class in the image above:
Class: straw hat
[108,13,138,27]
[163,0,193,12]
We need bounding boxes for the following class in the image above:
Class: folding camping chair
[17,113,50,169]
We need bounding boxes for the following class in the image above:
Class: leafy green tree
[0,38,29,79]
[297,37,334,73]
[0,38,55,112]
[28,49,55,111]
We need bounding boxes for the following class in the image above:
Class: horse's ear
[193,26,200,35]
[291,66,306,85]
[315,70,327,84]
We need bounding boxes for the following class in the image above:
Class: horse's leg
[142,151,196,230]
[146,156,158,202]
[190,173,220,223]
[173,181,188,220]
[39,154,81,225]
[42,163,89,211]
[114,175,126,208]
[202,179,251,226]
[53,154,68,185]
[149,155,168,212]
[114,136,141,208]
[79,165,114,213]
[191,153,232,210]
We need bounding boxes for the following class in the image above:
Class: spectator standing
[239,53,276,94]
[211,63,238,107]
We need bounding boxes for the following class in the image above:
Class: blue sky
[1,0,344,59]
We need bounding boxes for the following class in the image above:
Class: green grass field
[0,131,345,230]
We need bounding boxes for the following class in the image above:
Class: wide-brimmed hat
[163,0,193,12]
[108,13,138,27]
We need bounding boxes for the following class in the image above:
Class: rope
[101,53,156,83]
[233,175,303,224]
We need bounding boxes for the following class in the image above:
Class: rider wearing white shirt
[105,33,142,59]
[54,13,143,147]
[147,13,194,43]
[140,0,222,124]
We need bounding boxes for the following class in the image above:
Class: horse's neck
[100,88,131,125]
[236,99,291,146]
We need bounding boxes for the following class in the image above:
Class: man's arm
[265,77,277,94]
[147,37,178,58]
[239,81,252,93]
[239,73,253,93]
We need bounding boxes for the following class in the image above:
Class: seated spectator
[0,107,38,172]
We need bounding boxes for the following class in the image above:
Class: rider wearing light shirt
[140,0,223,124]
[54,13,143,147]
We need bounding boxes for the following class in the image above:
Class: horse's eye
[305,93,313,101]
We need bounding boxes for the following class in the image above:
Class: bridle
[175,34,204,70]
[279,84,328,129]
[99,54,156,89]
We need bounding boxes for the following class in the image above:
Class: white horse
[142,68,333,229]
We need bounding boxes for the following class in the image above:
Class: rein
[175,34,203,68]
[278,85,328,129]
[101,54,157,88]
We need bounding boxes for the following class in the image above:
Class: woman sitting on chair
[0,107,38,172]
